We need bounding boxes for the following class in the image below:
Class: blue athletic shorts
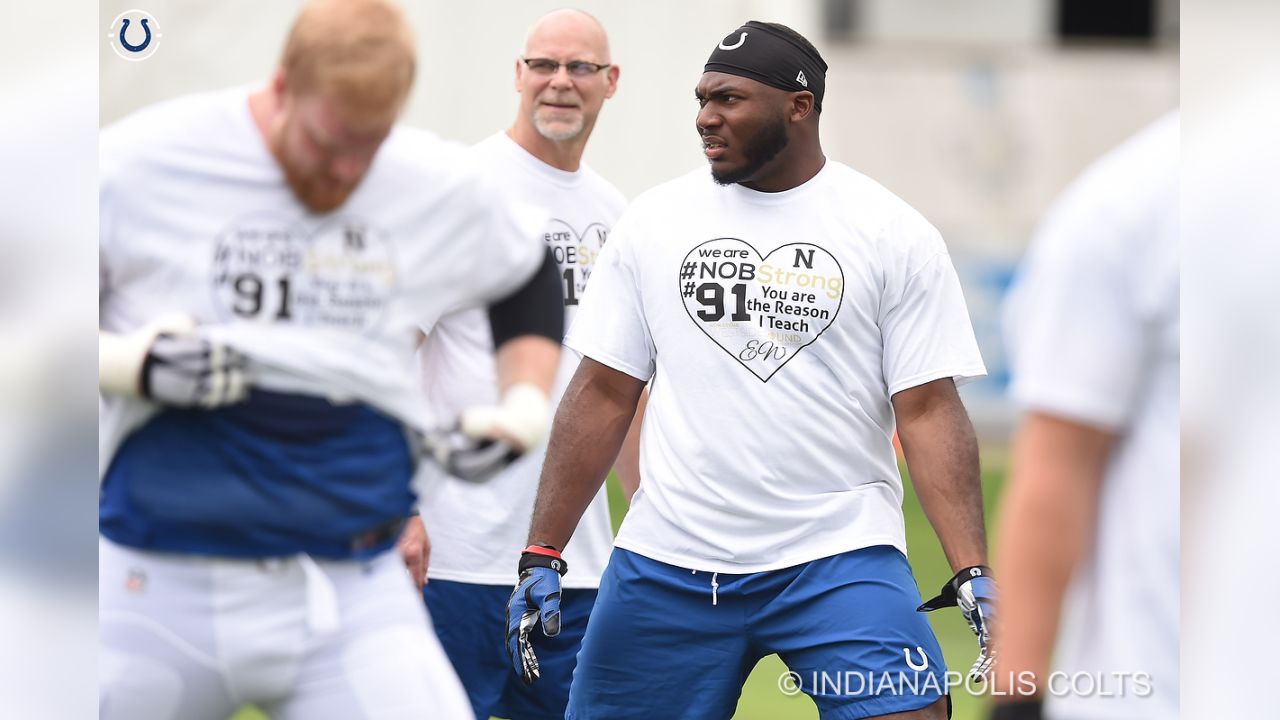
[423,579,598,720]
[567,546,949,720]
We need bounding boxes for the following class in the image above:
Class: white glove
[99,315,249,409]
[424,383,550,483]
[460,382,551,451]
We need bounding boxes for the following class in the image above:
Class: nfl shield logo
[126,569,147,594]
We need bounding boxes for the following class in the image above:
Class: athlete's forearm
[494,336,561,395]
[528,357,645,550]
[98,316,196,396]
[612,385,648,503]
[456,335,561,452]
[992,412,1111,694]
[892,378,987,571]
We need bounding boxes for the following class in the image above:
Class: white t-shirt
[417,133,627,588]
[1004,113,1179,719]
[99,88,546,476]
[567,161,986,574]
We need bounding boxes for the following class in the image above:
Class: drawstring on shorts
[691,569,720,606]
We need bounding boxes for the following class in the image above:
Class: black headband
[704,21,828,111]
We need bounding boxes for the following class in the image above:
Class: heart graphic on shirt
[679,238,844,382]
[545,218,609,306]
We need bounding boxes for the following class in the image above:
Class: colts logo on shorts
[551,559,562,573]
[108,9,163,62]
[903,646,930,671]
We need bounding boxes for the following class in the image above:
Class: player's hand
[505,545,568,685]
[460,381,550,451]
[397,513,430,589]
[422,427,521,483]
[99,314,249,409]
[425,382,550,482]
[142,333,249,408]
[918,565,998,682]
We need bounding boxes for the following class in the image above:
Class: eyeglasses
[522,57,611,78]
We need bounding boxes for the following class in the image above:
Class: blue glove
[919,565,998,681]
[505,546,567,684]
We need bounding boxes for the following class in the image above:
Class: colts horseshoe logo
[903,646,930,671]
[108,10,163,61]
[118,18,152,53]
[718,32,747,50]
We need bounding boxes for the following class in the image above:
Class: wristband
[519,544,568,576]
[522,544,561,559]
[99,313,197,396]
[919,565,993,611]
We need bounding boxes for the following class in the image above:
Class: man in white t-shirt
[97,1,565,718]
[505,21,995,720]
[991,113,1179,720]
[415,9,627,720]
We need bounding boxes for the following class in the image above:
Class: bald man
[415,9,628,719]
[97,1,564,717]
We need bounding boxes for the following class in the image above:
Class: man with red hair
[97,2,562,717]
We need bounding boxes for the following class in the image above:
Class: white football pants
[99,538,472,719]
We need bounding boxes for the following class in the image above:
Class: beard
[533,107,585,142]
[281,162,355,214]
[710,114,790,186]
[270,114,360,214]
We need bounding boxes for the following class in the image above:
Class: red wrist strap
[522,544,562,560]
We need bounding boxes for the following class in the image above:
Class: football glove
[425,382,550,482]
[459,381,550,450]
[422,427,520,483]
[505,545,567,685]
[919,565,998,682]
[100,315,249,409]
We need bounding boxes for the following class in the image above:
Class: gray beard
[533,113,584,142]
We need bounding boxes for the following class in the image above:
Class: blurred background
[94,1,1177,718]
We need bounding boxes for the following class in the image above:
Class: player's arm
[397,511,430,590]
[494,335,559,404]
[612,385,648,503]
[895,377,998,683]
[990,411,1112,707]
[99,315,248,408]
[893,377,986,570]
[506,357,644,684]
[528,357,645,549]
[462,248,564,451]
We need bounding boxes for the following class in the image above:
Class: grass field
[233,452,1007,720]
